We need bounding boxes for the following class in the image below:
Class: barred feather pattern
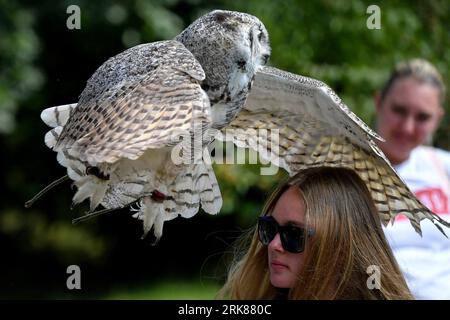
[42,103,221,238]
[42,103,150,209]
[221,84,450,236]
[131,162,222,239]
[54,42,210,166]
[228,65,450,235]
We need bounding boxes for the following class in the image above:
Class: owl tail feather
[192,161,223,216]
[131,196,166,244]
[131,161,223,242]
[166,161,223,219]
[72,176,109,212]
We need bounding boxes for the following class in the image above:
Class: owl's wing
[39,41,218,228]
[220,66,450,235]
[55,41,210,166]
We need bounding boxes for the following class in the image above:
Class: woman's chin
[270,274,292,289]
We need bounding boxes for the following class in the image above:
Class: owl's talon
[151,190,167,203]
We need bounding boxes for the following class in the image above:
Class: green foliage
[0,209,108,262]
[0,1,43,134]
[102,278,220,300]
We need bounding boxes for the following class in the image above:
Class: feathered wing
[220,66,450,236]
[40,40,222,238]
[55,41,209,165]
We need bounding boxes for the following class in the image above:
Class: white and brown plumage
[40,40,220,240]
[223,66,450,235]
[35,10,270,241]
[32,10,449,240]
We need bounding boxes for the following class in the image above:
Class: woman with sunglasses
[217,167,413,299]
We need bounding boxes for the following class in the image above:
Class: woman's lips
[271,260,288,270]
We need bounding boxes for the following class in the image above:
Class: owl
[28,10,449,240]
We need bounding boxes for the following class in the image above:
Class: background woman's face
[268,186,307,288]
[376,77,442,164]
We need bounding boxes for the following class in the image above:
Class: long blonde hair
[217,167,413,300]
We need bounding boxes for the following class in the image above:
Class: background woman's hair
[217,167,413,300]
[380,58,446,105]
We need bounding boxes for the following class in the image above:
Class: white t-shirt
[384,146,450,299]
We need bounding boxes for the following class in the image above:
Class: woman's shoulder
[433,147,450,162]
[415,146,450,168]
[427,146,450,172]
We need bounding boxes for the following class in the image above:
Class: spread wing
[55,40,211,166]
[220,66,450,235]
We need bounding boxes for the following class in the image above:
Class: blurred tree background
[0,0,448,299]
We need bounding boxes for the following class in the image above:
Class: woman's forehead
[388,77,441,112]
[272,186,305,225]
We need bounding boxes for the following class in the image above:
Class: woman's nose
[268,233,284,252]
[399,115,416,135]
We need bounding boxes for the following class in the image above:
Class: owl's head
[175,10,271,86]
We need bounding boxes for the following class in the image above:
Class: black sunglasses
[258,215,314,253]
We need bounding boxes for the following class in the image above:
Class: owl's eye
[237,59,246,70]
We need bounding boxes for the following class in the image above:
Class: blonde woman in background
[375,59,450,299]
[217,167,413,300]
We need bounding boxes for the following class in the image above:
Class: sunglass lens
[258,217,277,245]
[281,226,305,253]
